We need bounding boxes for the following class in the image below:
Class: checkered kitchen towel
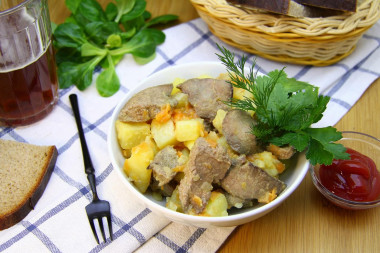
[1,18,380,253]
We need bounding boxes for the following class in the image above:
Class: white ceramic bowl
[108,61,309,227]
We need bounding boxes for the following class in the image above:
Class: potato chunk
[175,119,203,142]
[115,120,150,150]
[123,137,157,193]
[151,118,177,149]
[197,74,213,79]
[171,77,186,95]
[248,151,285,177]
[233,86,253,101]
[172,92,188,108]
[212,109,227,133]
[189,191,228,217]
[202,192,228,217]
[166,187,183,213]
[183,140,195,150]
[232,87,255,116]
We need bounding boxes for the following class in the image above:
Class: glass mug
[0,0,58,126]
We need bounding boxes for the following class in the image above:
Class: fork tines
[85,201,113,244]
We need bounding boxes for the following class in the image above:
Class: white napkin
[0,18,379,253]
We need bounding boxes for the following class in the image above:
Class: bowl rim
[340,130,380,143]
[108,61,310,225]
[310,130,380,207]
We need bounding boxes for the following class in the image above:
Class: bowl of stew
[108,61,310,227]
[310,131,380,210]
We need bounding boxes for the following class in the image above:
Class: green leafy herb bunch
[53,0,178,97]
[216,45,350,165]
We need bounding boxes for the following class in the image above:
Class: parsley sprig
[216,45,350,165]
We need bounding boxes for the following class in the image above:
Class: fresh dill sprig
[216,44,285,126]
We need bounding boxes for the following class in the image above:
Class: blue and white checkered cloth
[1,18,380,253]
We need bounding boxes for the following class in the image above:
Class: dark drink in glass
[0,0,59,126]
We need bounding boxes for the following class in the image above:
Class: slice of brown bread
[295,0,358,12]
[0,139,58,230]
[227,0,343,17]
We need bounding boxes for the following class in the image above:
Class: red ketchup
[319,148,380,202]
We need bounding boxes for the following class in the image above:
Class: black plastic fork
[69,94,113,244]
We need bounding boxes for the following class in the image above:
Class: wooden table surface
[49,1,380,252]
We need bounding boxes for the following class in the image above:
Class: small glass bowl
[309,131,380,210]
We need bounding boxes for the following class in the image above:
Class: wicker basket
[190,0,380,66]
